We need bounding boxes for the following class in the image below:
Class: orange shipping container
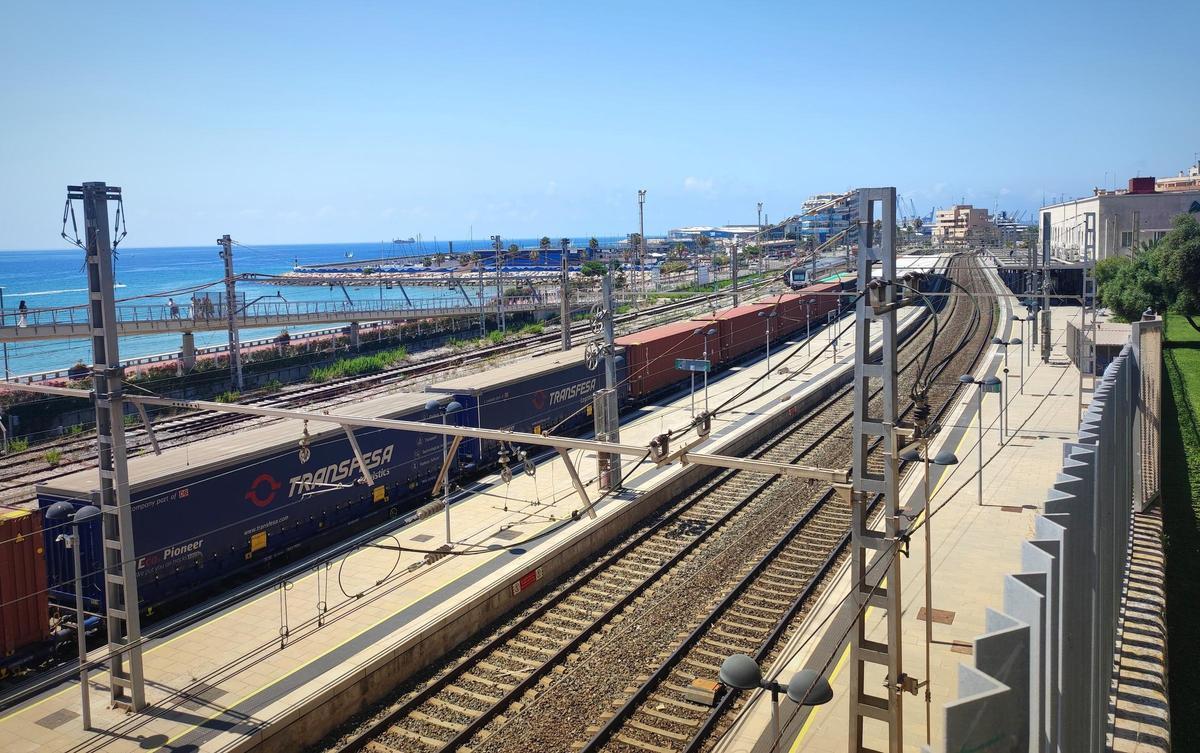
[0,506,50,655]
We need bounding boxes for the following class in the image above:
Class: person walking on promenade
[17,300,28,327]
[168,297,180,319]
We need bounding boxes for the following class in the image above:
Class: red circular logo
[246,473,282,507]
[532,390,547,411]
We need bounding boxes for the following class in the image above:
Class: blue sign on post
[675,358,711,373]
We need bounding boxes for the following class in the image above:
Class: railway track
[322,254,991,753]
[0,289,750,504]
[578,253,996,753]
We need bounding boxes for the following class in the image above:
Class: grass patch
[1166,313,1200,345]
[43,449,62,466]
[6,437,29,453]
[1162,326,1200,748]
[307,345,409,383]
[214,390,241,403]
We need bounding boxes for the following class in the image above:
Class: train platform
[714,299,1098,752]
[0,302,932,753]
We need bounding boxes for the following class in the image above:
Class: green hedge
[1163,316,1200,748]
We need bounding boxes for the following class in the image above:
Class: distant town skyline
[2,1,1198,250]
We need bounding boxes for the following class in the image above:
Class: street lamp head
[1009,337,1022,345]
[73,505,101,524]
[719,654,763,690]
[899,448,922,463]
[933,450,960,466]
[786,669,834,706]
[991,336,1004,345]
[446,401,463,413]
[45,501,76,523]
[958,374,976,385]
[983,375,1002,387]
[425,399,442,412]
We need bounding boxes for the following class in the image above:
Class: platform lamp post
[693,326,717,414]
[959,374,1001,506]
[993,338,1023,438]
[719,654,832,752]
[1011,314,1031,368]
[898,446,958,744]
[45,501,101,730]
[757,309,778,379]
[427,399,463,543]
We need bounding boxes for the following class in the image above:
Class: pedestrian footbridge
[0,295,585,343]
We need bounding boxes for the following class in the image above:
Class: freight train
[0,276,873,678]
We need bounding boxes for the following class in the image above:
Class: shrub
[306,345,409,383]
[44,449,62,466]
[68,424,84,436]
[518,323,544,336]
[487,330,506,345]
[261,379,283,394]
[7,437,29,453]
[214,390,241,403]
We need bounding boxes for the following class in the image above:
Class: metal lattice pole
[218,234,243,391]
[560,238,572,350]
[76,182,146,710]
[848,187,903,752]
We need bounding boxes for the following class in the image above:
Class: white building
[1039,176,1200,262]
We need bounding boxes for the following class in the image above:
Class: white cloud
[683,176,715,193]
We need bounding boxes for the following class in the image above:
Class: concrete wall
[933,335,1164,752]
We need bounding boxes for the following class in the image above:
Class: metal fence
[933,324,1164,752]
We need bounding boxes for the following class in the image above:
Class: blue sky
[2,1,1197,249]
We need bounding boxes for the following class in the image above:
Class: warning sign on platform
[511,566,544,596]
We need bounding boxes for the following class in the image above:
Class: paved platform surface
[0,301,926,753]
[715,298,1100,753]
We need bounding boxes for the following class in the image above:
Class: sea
[0,237,616,377]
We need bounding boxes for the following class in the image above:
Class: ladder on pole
[848,187,904,753]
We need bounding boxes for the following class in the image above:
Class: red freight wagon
[750,294,808,340]
[796,281,844,320]
[617,319,710,399]
[690,304,772,363]
[0,506,49,657]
